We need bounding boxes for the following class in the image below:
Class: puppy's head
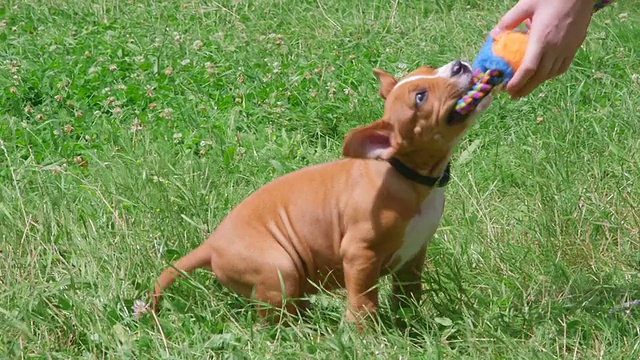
[343,61,492,168]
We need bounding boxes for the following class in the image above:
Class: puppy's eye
[415,91,428,107]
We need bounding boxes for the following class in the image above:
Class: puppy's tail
[150,244,211,312]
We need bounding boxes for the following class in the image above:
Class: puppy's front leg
[342,244,383,328]
[390,245,427,312]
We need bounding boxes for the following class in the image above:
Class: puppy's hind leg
[215,245,307,323]
[252,267,306,324]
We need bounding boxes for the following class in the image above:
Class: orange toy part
[491,31,528,73]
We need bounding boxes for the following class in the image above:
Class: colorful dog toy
[454,0,616,115]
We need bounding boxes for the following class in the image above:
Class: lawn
[1,0,639,358]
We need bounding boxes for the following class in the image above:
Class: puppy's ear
[342,119,396,159]
[373,68,397,100]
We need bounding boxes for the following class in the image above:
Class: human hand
[491,0,594,98]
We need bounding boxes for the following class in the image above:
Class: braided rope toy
[454,0,616,115]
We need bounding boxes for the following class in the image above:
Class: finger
[506,38,544,96]
[493,1,532,33]
[558,56,574,75]
[549,57,565,78]
[490,18,531,39]
[513,53,557,97]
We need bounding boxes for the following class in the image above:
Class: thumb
[491,1,532,36]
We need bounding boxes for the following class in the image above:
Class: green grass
[1,0,639,358]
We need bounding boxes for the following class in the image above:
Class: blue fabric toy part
[472,35,515,87]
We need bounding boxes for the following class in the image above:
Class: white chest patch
[389,188,445,272]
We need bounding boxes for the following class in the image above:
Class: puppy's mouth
[446,65,493,125]
[445,78,474,125]
[446,107,470,125]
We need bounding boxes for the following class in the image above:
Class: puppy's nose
[450,60,470,76]
[451,60,463,76]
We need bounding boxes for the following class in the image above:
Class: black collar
[387,157,451,187]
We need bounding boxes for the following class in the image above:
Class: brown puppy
[151,61,493,326]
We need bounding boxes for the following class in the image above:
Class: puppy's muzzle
[446,60,480,125]
[450,60,472,77]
